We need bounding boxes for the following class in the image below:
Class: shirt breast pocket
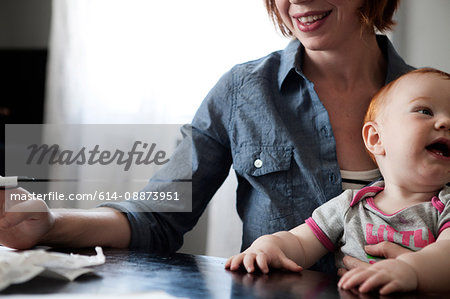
[233,145,294,220]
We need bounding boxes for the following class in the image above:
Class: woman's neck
[302,33,386,91]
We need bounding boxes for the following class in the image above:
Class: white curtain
[45,0,288,257]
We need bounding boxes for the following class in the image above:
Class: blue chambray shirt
[102,35,414,273]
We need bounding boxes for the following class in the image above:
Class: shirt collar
[350,182,450,208]
[277,39,302,90]
[350,180,385,207]
[377,35,414,84]
[277,35,414,91]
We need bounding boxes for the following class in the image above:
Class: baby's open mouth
[426,138,450,158]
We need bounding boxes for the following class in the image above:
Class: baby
[226,68,450,295]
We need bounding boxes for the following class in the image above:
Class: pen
[0,176,78,189]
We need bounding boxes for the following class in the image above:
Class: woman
[0,0,413,274]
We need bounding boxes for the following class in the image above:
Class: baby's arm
[225,223,328,273]
[338,228,450,294]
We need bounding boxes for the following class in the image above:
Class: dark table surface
[1,248,446,298]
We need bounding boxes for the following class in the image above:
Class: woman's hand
[0,188,54,249]
[338,259,418,294]
[338,241,413,276]
[225,235,303,274]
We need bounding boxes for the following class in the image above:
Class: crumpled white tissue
[0,246,105,291]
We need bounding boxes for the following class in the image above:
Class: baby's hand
[338,259,418,295]
[224,235,303,274]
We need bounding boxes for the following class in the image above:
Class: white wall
[393,0,450,72]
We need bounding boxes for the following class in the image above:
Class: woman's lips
[293,10,331,33]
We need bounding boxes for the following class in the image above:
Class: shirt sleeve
[99,68,236,254]
[305,189,353,252]
[437,187,450,236]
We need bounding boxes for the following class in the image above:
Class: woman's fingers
[339,243,412,277]
[0,198,48,228]
[364,241,411,259]
[337,268,348,277]
[0,190,5,216]
[0,192,53,249]
[341,255,370,273]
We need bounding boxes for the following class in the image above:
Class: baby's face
[377,73,450,190]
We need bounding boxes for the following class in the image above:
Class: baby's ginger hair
[364,68,450,162]
[365,68,450,124]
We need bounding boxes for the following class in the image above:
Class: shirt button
[254,159,263,168]
[320,127,329,137]
[329,173,337,183]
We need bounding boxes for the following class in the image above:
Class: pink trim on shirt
[438,222,450,236]
[305,217,335,252]
[432,196,445,213]
[350,186,384,207]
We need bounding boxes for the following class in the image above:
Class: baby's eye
[416,108,433,116]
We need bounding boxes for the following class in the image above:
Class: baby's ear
[362,121,385,156]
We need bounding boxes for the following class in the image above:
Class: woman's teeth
[297,12,329,25]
